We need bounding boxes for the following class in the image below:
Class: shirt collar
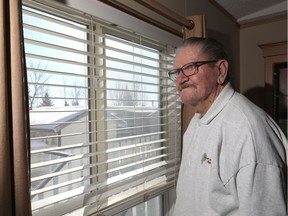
[199,82,235,125]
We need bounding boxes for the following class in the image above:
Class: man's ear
[217,60,228,85]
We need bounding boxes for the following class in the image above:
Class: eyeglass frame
[168,60,218,81]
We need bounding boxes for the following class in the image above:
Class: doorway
[274,63,287,136]
[259,41,287,136]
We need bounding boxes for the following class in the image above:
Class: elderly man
[169,37,287,216]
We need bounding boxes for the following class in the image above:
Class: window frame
[23,1,181,215]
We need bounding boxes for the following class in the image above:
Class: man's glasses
[168,60,218,81]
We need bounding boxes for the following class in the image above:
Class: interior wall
[240,18,287,108]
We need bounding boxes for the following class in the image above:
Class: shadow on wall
[243,86,265,110]
[244,85,287,138]
[208,29,239,91]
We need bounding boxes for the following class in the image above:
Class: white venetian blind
[23,0,181,215]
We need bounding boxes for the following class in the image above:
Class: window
[23,1,181,215]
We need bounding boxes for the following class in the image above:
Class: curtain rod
[134,0,194,30]
[98,0,194,37]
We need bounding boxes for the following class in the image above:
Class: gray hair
[178,37,228,61]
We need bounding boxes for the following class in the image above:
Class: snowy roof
[29,106,87,133]
[29,105,160,133]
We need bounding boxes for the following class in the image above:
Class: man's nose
[176,71,189,85]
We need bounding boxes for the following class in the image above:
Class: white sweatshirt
[173,83,287,216]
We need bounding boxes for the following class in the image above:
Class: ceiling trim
[208,0,287,28]
[237,1,287,24]
[240,14,287,29]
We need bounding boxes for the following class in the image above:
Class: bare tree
[69,79,85,106]
[27,61,50,109]
[109,83,147,107]
[63,77,69,106]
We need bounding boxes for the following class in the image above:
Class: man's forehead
[175,45,204,65]
[176,45,203,57]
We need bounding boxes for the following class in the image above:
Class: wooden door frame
[259,41,287,117]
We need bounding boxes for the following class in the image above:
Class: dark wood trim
[240,15,287,29]
[134,0,193,28]
[259,41,287,57]
[98,0,183,37]
[259,41,287,117]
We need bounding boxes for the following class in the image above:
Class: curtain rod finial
[185,20,194,30]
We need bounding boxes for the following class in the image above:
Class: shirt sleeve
[235,162,287,216]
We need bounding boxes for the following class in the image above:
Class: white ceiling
[213,0,287,24]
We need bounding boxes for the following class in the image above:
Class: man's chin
[179,92,197,106]
[179,94,191,105]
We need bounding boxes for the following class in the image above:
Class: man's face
[175,45,220,109]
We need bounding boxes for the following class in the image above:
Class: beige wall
[240,19,287,108]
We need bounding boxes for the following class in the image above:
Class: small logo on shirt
[201,153,211,164]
